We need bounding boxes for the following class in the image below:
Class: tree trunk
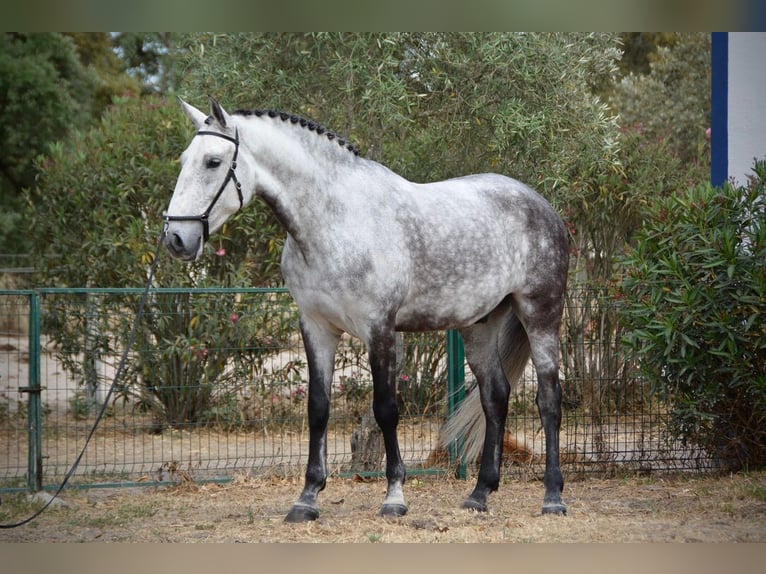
[350,406,384,472]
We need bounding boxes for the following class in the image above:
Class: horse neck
[240,116,361,247]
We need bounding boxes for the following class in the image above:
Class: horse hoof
[462,498,488,513]
[284,504,320,523]
[541,502,567,516]
[380,503,408,518]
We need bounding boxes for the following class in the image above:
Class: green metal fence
[0,287,713,493]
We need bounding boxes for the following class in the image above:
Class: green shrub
[618,160,766,470]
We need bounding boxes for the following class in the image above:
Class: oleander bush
[619,160,766,470]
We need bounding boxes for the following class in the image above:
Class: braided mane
[232,108,361,156]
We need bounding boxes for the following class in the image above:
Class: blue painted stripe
[711,32,729,187]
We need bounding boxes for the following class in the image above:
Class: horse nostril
[166,232,185,254]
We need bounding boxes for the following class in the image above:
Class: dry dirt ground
[1,470,765,542]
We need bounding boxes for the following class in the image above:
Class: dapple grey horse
[163,97,568,522]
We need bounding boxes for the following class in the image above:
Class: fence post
[24,292,43,491]
[446,329,466,479]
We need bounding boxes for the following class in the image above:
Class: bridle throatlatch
[163,128,243,243]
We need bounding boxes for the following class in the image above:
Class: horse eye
[206,158,222,169]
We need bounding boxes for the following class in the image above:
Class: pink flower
[216,247,226,256]
[705,127,711,140]
[191,346,208,360]
[230,313,239,324]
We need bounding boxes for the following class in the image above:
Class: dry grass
[1,470,765,542]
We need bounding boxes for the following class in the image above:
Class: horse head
[163,97,249,261]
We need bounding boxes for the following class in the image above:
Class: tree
[611,32,710,164]
[0,32,142,255]
[177,33,622,198]
[560,33,710,415]
[111,33,180,93]
[0,33,92,253]
[616,32,680,77]
[66,33,145,112]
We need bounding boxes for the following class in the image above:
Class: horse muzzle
[163,225,203,261]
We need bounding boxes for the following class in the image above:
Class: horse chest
[280,236,408,334]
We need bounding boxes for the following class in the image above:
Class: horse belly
[394,281,511,332]
[393,223,527,332]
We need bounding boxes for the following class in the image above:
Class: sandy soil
[1,470,765,542]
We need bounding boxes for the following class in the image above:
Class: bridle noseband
[163,128,243,243]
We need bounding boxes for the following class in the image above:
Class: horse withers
[163,97,569,521]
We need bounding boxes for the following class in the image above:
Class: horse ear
[178,97,207,130]
[208,96,231,129]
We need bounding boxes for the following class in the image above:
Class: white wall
[728,32,766,185]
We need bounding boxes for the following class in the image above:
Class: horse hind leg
[458,306,523,512]
[515,294,567,515]
[535,357,567,515]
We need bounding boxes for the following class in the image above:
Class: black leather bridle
[163,128,243,243]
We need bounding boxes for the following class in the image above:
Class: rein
[162,128,243,243]
[0,233,165,529]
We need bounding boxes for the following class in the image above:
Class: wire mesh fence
[0,287,714,492]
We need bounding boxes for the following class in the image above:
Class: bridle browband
[163,128,243,243]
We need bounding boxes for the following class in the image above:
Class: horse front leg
[284,318,340,523]
[369,325,408,517]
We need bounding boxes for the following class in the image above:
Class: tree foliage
[0,32,143,255]
[611,32,710,164]
[0,34,93,188]
[111,32,180,93]
[0,34,91,253]
[178,33,620,197]
[558,33,711,414]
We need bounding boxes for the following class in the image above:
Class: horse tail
[439,311,531,464]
